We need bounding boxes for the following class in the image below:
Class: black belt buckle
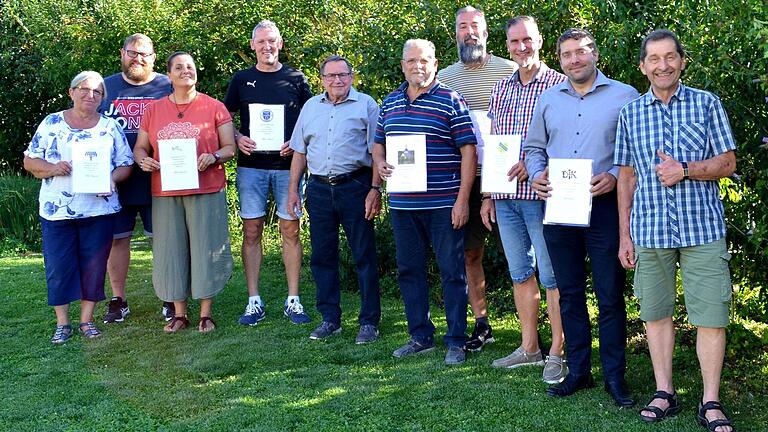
[327,174,345,185]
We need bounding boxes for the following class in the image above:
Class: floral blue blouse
[24,112,133,221]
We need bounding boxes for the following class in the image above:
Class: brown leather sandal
[164,316,190,333]
[198,316,216,333]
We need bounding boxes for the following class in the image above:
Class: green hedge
[0,173,41,254]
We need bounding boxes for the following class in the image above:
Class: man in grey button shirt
[288,55,382,344]
[524,28,639,406]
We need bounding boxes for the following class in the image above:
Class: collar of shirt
[558,68,610,97]
[643,80,687,106]
[320,87,360,105]
[395,79,441,99]
[511,62,551,87]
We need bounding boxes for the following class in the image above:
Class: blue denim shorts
[112,204,152,239]
[495,199,557,289]
[236,167,303,220]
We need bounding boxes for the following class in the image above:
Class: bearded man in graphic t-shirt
[99,33,173,324]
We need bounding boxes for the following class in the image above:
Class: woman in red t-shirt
[134,52,236,333]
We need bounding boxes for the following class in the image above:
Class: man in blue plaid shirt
[615,29,736,432]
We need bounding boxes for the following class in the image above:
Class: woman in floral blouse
[23,71,133,344]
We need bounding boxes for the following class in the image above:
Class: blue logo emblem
[261,109,273,122]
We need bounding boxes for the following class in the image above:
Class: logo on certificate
[260,109,274,122]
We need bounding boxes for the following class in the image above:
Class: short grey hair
[252,20,282,41]
[122,33,154,50]
[319,55,353,75]
[505,15,537,32]
[455,6,486,29]
[402,39,436,59]
[70,71,106,99]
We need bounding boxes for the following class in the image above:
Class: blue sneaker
[239,302,265,326]
[284,299,311,324]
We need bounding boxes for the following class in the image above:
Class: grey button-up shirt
[289,87,379,176]
[524,70,639,181]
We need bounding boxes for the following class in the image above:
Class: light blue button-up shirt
[289,87,379,176]
[524,70,639,181]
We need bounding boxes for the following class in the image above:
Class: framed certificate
[543,158,593,227]
[159,138,200,191]
[248,103,284,151]
[385,134,427,192]
[480,134,522,194]
[72,138,112,194]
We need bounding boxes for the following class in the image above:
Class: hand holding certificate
[480,135,522,194]
[159,138,200,191]
[248,103,284,151]
[72,138,112,194]
[543,158,593,226]
[385,134,427,192]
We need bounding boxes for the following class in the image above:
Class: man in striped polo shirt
[437,5,518,352]
[482,16,568,385]
[373,39,477,365]
[616,30,736,431]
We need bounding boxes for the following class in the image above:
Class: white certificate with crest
[248,103,284,151]
[480,134,522,194]
[385,134,427,192]
[543,158,593,226]
[469,110,491,166]
[72,138,112,194]
[159,138,199,191]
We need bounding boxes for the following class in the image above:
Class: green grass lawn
[1,235,765,431]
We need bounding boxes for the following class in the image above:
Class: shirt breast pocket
[678,122,707,153]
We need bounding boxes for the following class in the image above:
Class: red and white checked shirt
[488,63,566,200]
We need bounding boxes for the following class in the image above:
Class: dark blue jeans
[390,208,468,348]
[543,191,627,382]
[306,173,380,327]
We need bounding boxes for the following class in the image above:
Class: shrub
[0,174,41,253]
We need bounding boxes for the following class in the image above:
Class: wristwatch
[214,152,222,164]
[371,185,383,194]
[681,161,689,180]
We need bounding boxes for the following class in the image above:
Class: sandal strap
[169,316,190,329]
[199,317,216,328]
[640,406,665,418]
[650,390,676,402]
[700,400,727,414]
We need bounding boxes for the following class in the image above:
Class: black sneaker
[465,320,494,352]
[161,302,175,322]
[103,297,130,323]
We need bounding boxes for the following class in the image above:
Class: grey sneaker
[355,324,379,344]
[309,321,341,340]
[491,346,544,368]
[445,346,466,365]
[543,355,568,384]
[392,338,435,358]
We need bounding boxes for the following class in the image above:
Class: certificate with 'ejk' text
[543,158,593,226]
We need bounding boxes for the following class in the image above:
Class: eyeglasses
[125,49,155,59]
[322,72,352,80]
[75,87,104,97]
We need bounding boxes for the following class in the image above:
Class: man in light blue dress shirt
[615,30,736,431]
[288,55,382,345]
[524,28,639,406]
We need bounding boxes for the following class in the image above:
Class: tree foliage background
[2,0,767,321]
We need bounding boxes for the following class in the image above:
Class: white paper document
[71,138,112,194]
[480,135,522,194]
[248,103,284,151]
[543,158,593,227]
[159,138,199,191]
[385,134,427,193]
[469,110,491,166]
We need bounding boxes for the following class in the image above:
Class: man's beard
[458,42,485,64]
[123,62,151,82]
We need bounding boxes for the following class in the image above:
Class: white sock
[249,295,263,307]
[286,295,300,306]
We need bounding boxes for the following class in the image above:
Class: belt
[311,166,371,186]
